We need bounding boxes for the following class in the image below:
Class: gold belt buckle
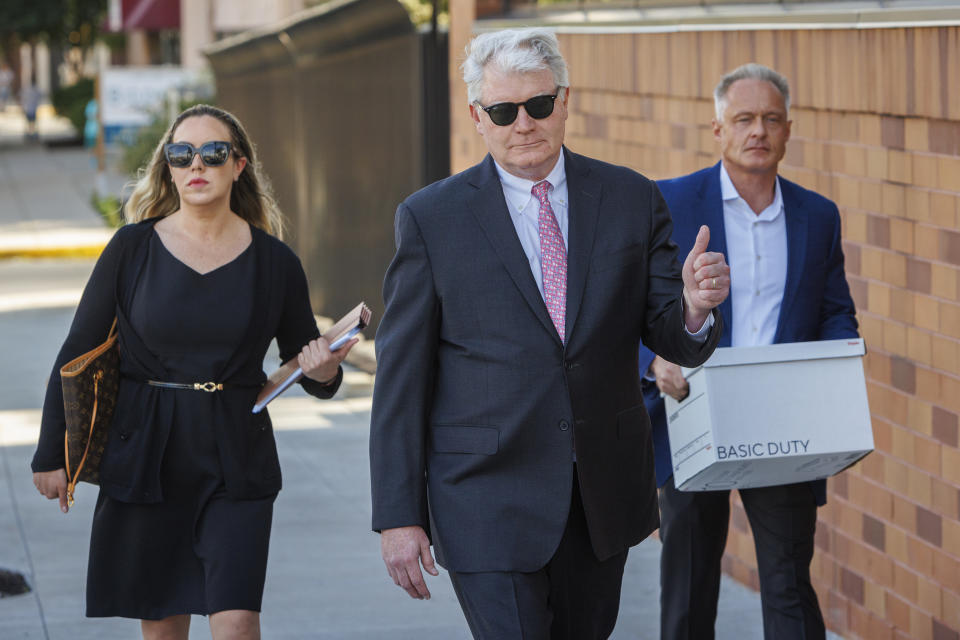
[193,381,223,392]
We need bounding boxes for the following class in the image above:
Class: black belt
[146,380,225,392]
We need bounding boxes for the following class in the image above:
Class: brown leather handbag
[60,319,120,506]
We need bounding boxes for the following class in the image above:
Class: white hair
[461,28,569,105]
[714,63,791,120]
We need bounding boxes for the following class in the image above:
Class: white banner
[100,67,197,128]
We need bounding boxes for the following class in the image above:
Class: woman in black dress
[31,104,355,640]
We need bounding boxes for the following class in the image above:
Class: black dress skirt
[86,231,275,619]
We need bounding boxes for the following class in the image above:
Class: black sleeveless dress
[86,231,275,619]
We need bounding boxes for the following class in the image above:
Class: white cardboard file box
[664,338,873,492]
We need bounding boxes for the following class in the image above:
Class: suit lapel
[467,155,560,344]
[702,164,732,346]
[774,180,808,342]
[563,149,600,346]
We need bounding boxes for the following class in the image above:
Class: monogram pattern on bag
[61,329,120,486]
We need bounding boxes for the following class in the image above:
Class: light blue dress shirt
[494,153,712,339]
[494,154,569,300]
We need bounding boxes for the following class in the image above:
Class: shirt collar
[495,153,566,213]
[719,161,783,221]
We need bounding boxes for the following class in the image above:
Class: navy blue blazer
[370,148,722,572]
[639,162,858,505]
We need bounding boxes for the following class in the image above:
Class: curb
[0,228,112,261]
[0,244,109,260]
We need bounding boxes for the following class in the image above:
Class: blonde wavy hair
[124,104,285,237]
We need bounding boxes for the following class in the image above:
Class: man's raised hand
[681,225,730,332]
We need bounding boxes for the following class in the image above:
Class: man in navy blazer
[639,64,858,640]
[370,28,730,639]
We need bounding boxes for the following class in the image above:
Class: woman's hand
[33,469,69,513]
[298,336,358,385]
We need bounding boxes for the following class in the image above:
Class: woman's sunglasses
[164,141,232,168]
[475,88,561,126]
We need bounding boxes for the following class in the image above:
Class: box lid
[697,338,865,369]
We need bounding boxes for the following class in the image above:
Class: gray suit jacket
[369,148,722,572]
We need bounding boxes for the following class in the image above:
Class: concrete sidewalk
[0,107,125,259]
[0,145,123,259]
[0,104,77,147]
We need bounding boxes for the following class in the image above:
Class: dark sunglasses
[164,141,232,168]
[476,88,561,126]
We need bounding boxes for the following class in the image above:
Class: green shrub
[121,97,210,176]
[90,191,123,228]
[51,78,95,135]
[121,112,168,176]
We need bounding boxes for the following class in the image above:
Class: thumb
[58,484,69,514]
[420,539,439,576]
[690,225,710,258]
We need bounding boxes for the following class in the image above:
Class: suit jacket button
[119,432,128,441]
[559,420,570,431]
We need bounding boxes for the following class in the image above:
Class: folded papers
[253,302,372,413]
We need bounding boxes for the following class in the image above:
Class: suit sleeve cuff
[682,298,716,342]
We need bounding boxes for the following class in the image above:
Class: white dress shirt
[720,162,788,347]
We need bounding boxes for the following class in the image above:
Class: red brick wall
[450,22,960,640]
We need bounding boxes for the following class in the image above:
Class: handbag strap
[64,369,103,507]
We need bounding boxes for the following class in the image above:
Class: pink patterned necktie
[533,180,567,342]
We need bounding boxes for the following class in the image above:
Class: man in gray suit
[369,28,729,639]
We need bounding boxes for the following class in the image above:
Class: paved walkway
[0,115,829,638]
[0,106,122,259]
[0,103,75,146]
